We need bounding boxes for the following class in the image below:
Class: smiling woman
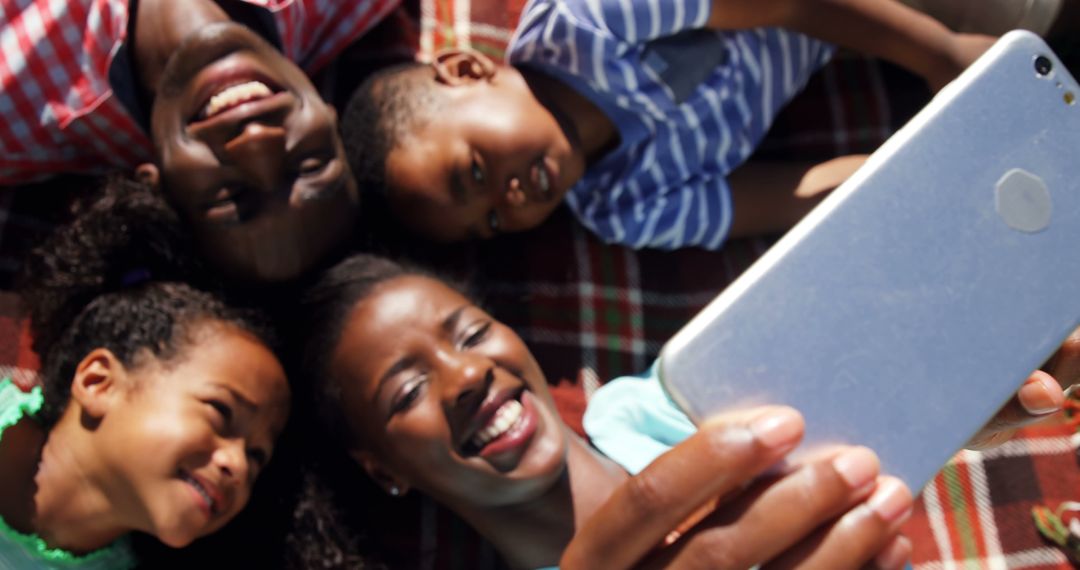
[0,179,290,568]
[286,253,915,570]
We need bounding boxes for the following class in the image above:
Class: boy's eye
[461,321,492,349]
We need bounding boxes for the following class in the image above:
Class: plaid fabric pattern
[351,1,1080,568]
[0,0,400,186]
[0,0,1076,568]
[0,0,150,185]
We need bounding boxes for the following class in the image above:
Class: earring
[389,485,401,497]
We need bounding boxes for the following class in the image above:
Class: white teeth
[184,474,215,512]
[471,399,524,449]
[202,81,273,118]
[537,163,550,195]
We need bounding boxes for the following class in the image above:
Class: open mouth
[471,398,525,450]
[460,389,538,460]
[529,158,556,202]
[199,80,275,120]
[180,471,220,516]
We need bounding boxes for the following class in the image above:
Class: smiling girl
[288,253,915,569]
[0,180,290,568]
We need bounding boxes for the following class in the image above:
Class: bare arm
[726,155,868,239]
[705,0,994,91]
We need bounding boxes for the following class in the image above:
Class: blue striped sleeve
[577,0,711,42]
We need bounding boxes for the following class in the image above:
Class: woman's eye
[461,321,492,349]
[471,157,485,185]
[390,376,427,416]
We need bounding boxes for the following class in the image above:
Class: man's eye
[487,210,500,235]
[471,157,485,185]
[298,157,329,177]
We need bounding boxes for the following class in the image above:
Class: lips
[460,389,539,461]
[181,471,225,518]
[527,157,559,203]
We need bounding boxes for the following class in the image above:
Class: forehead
[385,132,481,241]
[174,324,290,421]
[331,276,468,375]
[344,275,469,340]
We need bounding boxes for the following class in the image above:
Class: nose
[503,177,527,207]
[213,438,250,482]
[434,346,493,410]
[223,123,288,195]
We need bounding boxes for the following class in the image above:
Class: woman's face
[329,275,569,509]
[94,324,290,547]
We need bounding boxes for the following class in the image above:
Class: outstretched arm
[705,0,994,91]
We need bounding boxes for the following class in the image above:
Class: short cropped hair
[341,61,448,197]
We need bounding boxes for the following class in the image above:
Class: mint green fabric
[0,378,136,569]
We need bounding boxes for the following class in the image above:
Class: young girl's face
[329,275,569,509]
[93,324,290,547]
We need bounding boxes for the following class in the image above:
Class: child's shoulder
[0,378,42,438]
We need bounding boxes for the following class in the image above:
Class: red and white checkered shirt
[0,0,400,185]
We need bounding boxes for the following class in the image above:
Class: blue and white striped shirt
[509,0,834,249]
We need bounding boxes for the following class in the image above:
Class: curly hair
[340,61,446,199]
[17,176,276,428]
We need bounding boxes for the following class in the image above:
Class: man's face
[384,62,585,242]
[149,22,358,283]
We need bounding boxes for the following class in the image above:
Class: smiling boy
[0,0,397,281]
[343,0,1066,249]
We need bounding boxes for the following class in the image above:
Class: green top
[0,377,136,569]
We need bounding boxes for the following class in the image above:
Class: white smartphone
[659,31,1080,492]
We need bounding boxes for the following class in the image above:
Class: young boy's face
[384,54,587,242]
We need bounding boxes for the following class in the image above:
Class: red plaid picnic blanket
[0,0,1077,568]
[335,1,1080,568]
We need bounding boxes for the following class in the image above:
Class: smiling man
[0,0,398,282]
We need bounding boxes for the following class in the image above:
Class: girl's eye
[246,448,269,474]
[207,400,233,426]
[470,157,485,185]
[390,376,427,417]
[461,321,492,349]
[487,210,500,234]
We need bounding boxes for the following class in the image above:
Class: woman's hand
[562,407,913,569]
[968,330,1080,450]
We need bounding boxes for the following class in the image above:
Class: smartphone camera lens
[1034,55,1053,76]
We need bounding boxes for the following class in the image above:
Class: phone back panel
[659,31,1080,491]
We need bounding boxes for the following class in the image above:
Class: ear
[70,348,128,420]
[432,48,497,87]
[349,449,411,498]
[134,163,161,188]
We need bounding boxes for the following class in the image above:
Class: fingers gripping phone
[659,31,1080,492]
